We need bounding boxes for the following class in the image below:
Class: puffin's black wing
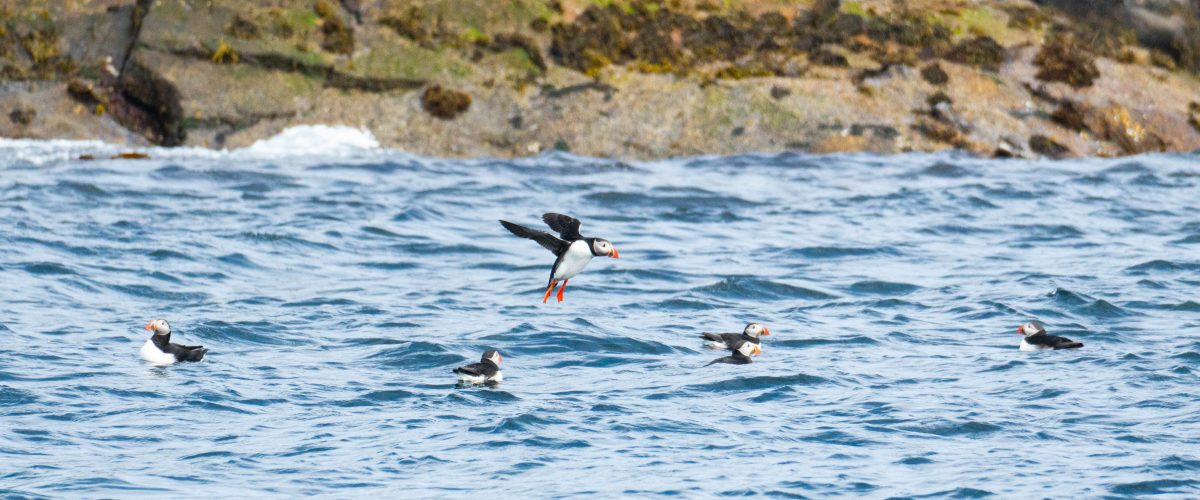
[453,362,486,375]
[500,220,569,256]
[1047,335,1083,349]
[542,213,584,241]
[700,332,741,346]
[168,344,207,362]
[1026,333,1083,349]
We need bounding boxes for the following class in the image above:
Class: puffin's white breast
[553,240,594,280]
[1019,339,1049,352]
[140,339,176,365]
[457,371,502,385]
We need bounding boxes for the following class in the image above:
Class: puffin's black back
[1026,333,1083,349]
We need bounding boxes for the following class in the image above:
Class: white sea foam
[240,125,380,158]
[0,125,380,166]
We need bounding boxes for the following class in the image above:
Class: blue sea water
[1,135,1199,498]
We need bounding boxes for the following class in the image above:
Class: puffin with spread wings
[499,213,619,303]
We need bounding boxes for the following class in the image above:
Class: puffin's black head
[481,349,502,366]
[586,238,619,259]
[145,319,171,336]
[743,322,770,339]
[1017,320,1046,337]
[736,341,762,358]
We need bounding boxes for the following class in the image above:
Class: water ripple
[1,144,1198,496]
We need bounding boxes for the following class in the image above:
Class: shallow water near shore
[1,135,1199,497]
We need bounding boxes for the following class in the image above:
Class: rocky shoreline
[2,0,1200,159]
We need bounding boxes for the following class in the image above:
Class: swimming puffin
[701,322,770,351]
[140,319,208,364]
[706,339,762,366]
[1016,320,1083,351]
[499,213,619,303]
[454,350,503,384]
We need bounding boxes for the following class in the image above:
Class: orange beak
[1016,325,1024,335]
[144,321,153,331]
[762,326,770,336]
[497,353,503,364]
[610,247,619,259]
[752,344,763,356]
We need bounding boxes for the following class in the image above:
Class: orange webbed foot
[542,281,557,303]
[556,280,568,302]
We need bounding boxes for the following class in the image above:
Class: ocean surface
[2,129,1199,498]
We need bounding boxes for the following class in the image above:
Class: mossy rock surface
[131,50,318,128]
[139,1,336,68]
[337,42,471,82]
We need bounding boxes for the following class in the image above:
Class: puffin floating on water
[499,213,619,303]
[140,319,208,364]
[701,322,770,351]
[454,350,503,384]
[706,339,762,366]
[1016,320,1083,351]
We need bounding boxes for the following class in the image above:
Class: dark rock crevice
[118,57,184,146]
[118,0,154,77]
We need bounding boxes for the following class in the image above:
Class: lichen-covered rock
[422,85,471,119]
[1097,104,1167,154]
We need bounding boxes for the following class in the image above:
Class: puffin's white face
[737,342,762,357]
[592,239,619,258]
[489,351,502,365]
[1017,321,1045,336]
[744,323,770,338]
[145,319,170,335]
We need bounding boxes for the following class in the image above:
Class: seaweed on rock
[945,35,1005,71]
[422,85,471,119]
[315,0,354,55]
[921,63,948,85]
[1035,34,1099,88]
[1029,134,1069,158]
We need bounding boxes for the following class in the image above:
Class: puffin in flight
[1016,320,1083,351]
[140,319,208,364]
[454,350,503,385]
[499,213,619,303]
[706,339,762,366]
[701,322,770,351]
